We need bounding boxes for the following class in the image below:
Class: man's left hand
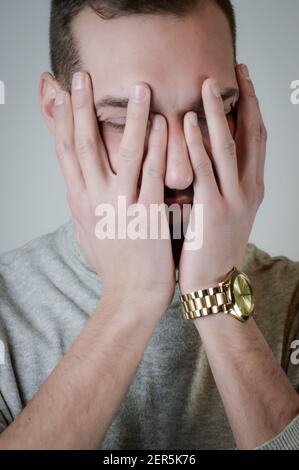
[179,63,267,293]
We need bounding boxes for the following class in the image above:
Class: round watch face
[230,272,254,321]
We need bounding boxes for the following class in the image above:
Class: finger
[53,90,86,198]
[183,111,220,202]
[202,78,239,198]
[256,99,268,187]
[72,71,110,208]
[257,120,267,187]
[139,115,167,205]
[235,64,266,187]
[117,83,151,204]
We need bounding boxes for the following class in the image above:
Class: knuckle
[119,145,141,162]
[143,163,164,179]
[246,80,256,98]
[67,191,86,219]
[212,197,226,219]
[257,182,265,204]
[188,138,204,152]
[243,185,264,211]
[223,139,236,159]
[261,124,268,142]
[231,193,246,217]
[249,125,262,144]
[76,137,96,158]
[193,158,214,177]
[148,140,164,151]
[55,139,73,161]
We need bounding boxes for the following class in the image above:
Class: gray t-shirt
[0,218,299,450]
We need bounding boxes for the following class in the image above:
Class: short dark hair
[50,0,237,92]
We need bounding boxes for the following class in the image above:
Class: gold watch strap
[179,285,234,320]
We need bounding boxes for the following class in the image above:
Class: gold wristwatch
[179,267,255,322]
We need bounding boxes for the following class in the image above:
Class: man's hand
[179,63,267,293]
[0,74,177,449]
[53,72,175,311]
[178,64,299,450]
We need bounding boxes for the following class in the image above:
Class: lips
[164,185,194,206]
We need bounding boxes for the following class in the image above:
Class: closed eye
[98,118,152,132]
[98,120,126,131]
[98,109,235,132]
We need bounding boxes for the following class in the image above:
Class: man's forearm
[195,315,299,450]
[0,296,164,450]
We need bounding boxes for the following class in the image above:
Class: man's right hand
[53,72,175,312]
[0,72,178,451]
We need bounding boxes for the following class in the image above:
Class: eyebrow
[95,88,240,115]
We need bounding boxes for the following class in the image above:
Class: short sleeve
[253,414,299,450]
[0,392,13,434]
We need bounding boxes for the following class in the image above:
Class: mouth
[164,187,194,210]
[164,195,193,206]
[136,184,194,207]
[165,194,194,227]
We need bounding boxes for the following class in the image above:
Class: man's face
[72,2,239,206]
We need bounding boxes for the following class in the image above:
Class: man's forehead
[73,4,237,112]
[73,4,234,72]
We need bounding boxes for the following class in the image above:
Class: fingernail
[210,80,221,98]
[240,64,250,80]
[189,112,198,127]
[72,72,85,90]
[132,84,147,102]
[55,92,64,106]
[153,115,164,130]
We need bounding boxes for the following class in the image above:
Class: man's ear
[39,72,62,135]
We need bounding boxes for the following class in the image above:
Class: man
[0,0,298,450]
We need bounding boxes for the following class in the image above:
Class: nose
[164,124,194,190]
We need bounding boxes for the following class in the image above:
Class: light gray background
[0,0,298,259]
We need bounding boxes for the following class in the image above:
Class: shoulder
[0,219,80,308]
[0,219,74,337]
[243,242,299,286]
[0,220,72,279]
[0,219,79,423]
[244,242,299,271]
[243,242,299,310]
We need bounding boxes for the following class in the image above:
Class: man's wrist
[194,312,254,338]
[96,291,167,322]
[179,267,235,295]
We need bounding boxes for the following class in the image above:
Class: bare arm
[0,73,175,449]
[195,315,299,450]
[0,297,164,450]
[179,63,299,449]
